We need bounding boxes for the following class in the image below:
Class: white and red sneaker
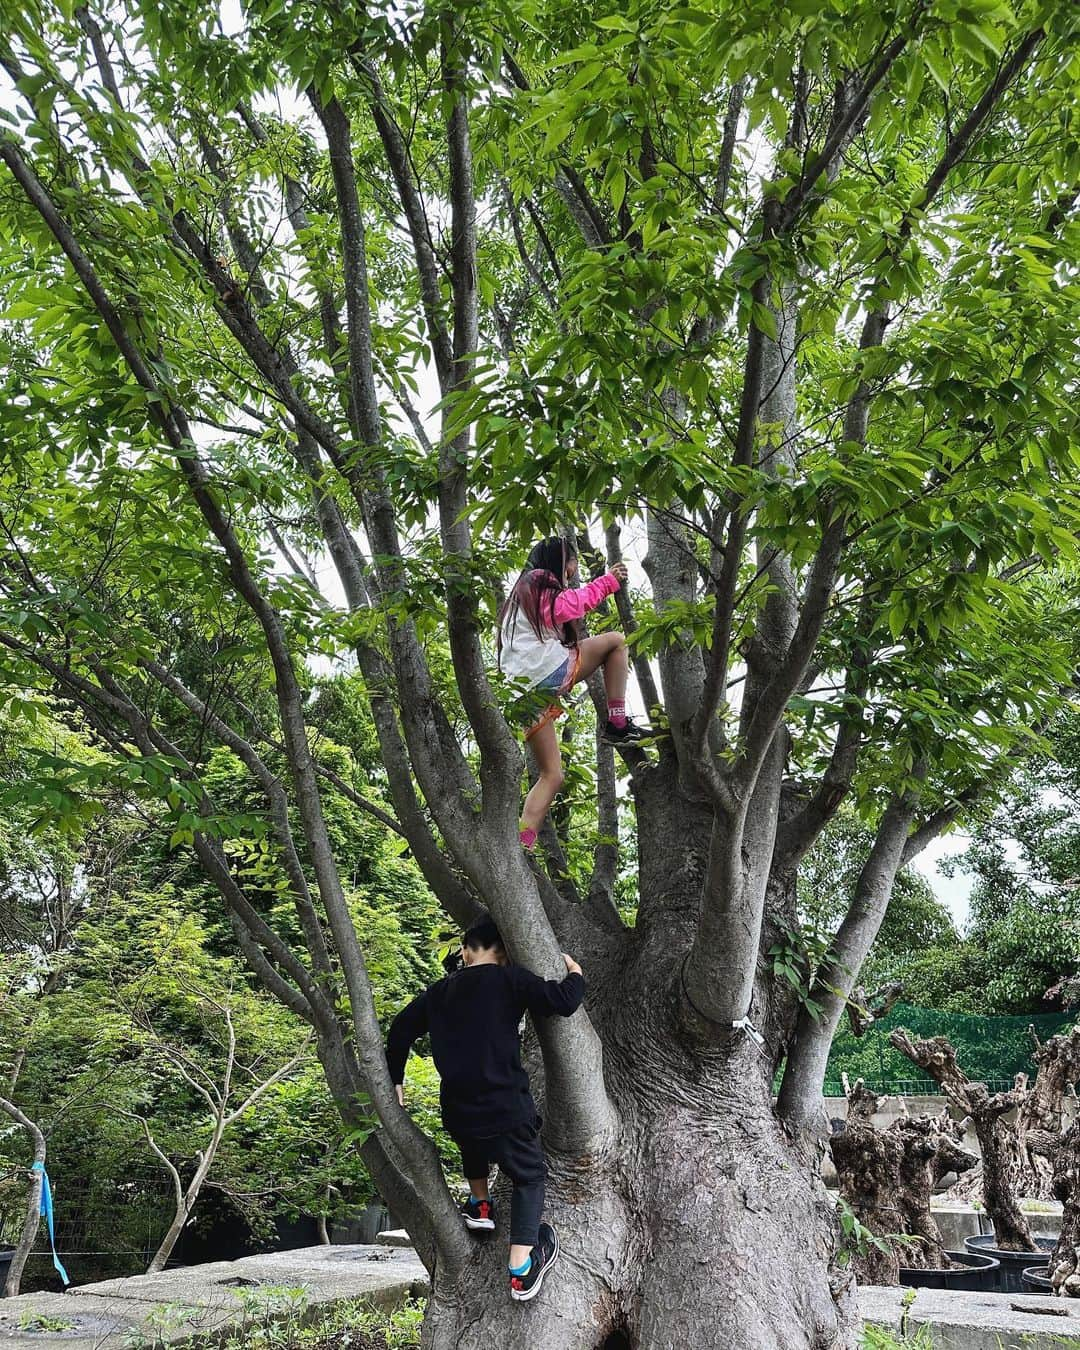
[510,1223,560,1301]
[461,1196,495,1232]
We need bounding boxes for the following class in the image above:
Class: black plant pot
[0,1249,13,1298]
[900,1250,1000,1292]
[1021,1265,1053,1293]
[964,1232,1057,1294]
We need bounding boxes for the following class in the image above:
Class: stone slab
[859,1285,1080,1349]
[374,1230,414,1248]
[0,1246,430,1348]
[0,1292,143,1349]
[856,1284,906,1332]
[72,1245,428,1313]
[911,1287,1080,1349]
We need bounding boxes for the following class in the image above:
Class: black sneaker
[509,1222,560,1302]
[461,1196,495,1232]
[601,717,650,745]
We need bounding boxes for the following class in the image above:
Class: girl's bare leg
[520,719,564,834]
[573,632,628,706]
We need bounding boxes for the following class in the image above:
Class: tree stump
[831,1081,978,1281]
[1016,1025,1080,1201]
[1051,1121,1080,1297]
[889,1029,1036,1251]
[831,1083,906,1284]
[893,1111,978,1270]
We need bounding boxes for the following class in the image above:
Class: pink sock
[519,827,538,851]
[608,699,627,729]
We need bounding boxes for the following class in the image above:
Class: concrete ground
[4,1238,1079,1348]
[862,1284,1080,1348]
[0,1245,428,1350]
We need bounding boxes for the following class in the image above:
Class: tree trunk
[146,1146,219,1274]
[147,1203,191,1275]
[892,1112,977,1269]
[1051,1121,1080,1297]
[889,1031,1036,1251]
[830,1084,978,1280]
[415,940,857,1350]
[1015,1026,1080,1201]
[830,1083,906,1284]
[0,1098,46,1298]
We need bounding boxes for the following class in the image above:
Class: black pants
[453,1118,546,1247]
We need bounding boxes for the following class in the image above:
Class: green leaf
[751,301,778,340]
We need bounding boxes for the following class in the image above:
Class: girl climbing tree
[498,536,647,851]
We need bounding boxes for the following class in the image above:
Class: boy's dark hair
[463,916,504,952]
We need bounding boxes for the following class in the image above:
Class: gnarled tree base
[830,1082,976,1282]
[421,1094,857,1350]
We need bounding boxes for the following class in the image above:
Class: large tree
[1,0,1078,1344]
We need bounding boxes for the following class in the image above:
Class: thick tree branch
[773,654,870,871]
[141,658,335,984]
[0,142,471,1273]
[436,35,523,777]
[776,776,924,1138]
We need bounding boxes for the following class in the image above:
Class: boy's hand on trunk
[562,953,582,976]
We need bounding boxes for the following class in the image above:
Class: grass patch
[861,1328,933,1348]
[124,1297,424,1350]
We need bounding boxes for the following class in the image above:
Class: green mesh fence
[823,1002,1077,1098]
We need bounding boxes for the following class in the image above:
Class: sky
[912,834,973,930]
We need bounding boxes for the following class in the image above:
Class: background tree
[0,708,441,1288]
[0,0,1078,1345]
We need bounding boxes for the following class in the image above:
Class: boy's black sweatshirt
[385,962,585,1137]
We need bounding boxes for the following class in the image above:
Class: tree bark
[830,1083,906,1285]
[830,1084,977,1282]
[1051,1121,1080,1296]
[420,967,857,1349]
[1015,1025,1080,1201]
[889,1030,1036,1251]
[893,1112,977,1269]
[0,1096,46,1298]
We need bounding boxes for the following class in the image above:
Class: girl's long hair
[497,536,578,664]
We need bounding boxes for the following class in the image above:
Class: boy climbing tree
[386,917,584,1301]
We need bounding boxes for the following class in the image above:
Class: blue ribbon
[31,1162,70,1286]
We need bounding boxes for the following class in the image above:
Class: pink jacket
[552,572,620,624]
[499,571,621,689]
